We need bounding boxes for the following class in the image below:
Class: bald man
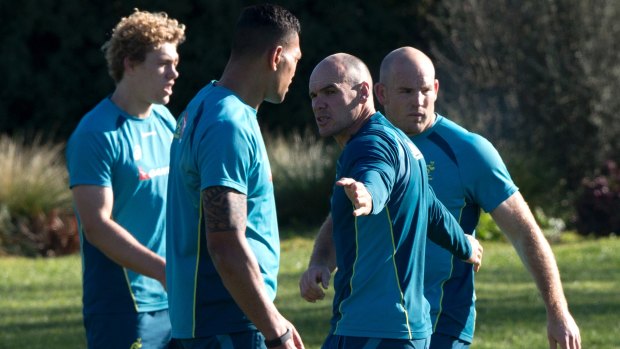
[374,47,581,349]
[300,53,483,349]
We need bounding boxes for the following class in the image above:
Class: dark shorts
[84,309,172,349]
[322,333,430,349]
[174,330,266,349]
[429,332,471,349]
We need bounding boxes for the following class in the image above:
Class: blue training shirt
[411,114,518,343]
[329,112,472,340]
[66,97,174,314]
[166,81,280,339]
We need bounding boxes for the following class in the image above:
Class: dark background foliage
[0,0,437,140]
[2,0,620,233]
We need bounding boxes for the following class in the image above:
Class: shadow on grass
[0,304,86,348]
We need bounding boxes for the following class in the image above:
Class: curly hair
[102,9,186,83]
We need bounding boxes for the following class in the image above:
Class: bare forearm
[209,238,285,338]
[510,223,566,313]
[84,220,166,283]
[309,214,337,272]
[494,192,581,347]
[203,186,287,339]
[492,193,568,315]
[73,185,165,284]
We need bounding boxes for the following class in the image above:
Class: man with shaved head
[299,53,483,349]
[375,47,581,349]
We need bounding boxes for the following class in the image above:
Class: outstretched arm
[491,192,581,349]
[299,214,337,302]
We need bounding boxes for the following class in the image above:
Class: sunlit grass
[276,235,620,349]
[1,236,618,348]
[0,256,85,348]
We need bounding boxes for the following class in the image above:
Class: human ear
[123,57,137,76]
[374,83,387,105]
[356,82,372,105]
[269,46,284,71]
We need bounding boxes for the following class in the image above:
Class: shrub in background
[575,160,620,237]
[533,207,566,243]
[0,135,78,256]
[475,212,504,241]
[476,207,566,242]
[265,129,338,231]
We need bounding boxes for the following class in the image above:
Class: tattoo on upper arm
[202,186,247,234]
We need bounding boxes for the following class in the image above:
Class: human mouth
[409,112,425,119]
[164,82,174,95]
[315,115,330,127]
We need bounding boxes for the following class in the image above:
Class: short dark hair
[230,3,300,58]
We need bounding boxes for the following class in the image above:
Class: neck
[110,83,152,118]
[334,108,376,148]
[218,59,265,110]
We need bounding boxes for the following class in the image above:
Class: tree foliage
[0,0,434,140]
[425,0,620,216]
[1,0,619,224]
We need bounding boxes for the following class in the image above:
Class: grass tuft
[265,129,338,230]
[0,134,71,217]
[0,135,76,256]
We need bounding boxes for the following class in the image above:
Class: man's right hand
[299,265,331,302]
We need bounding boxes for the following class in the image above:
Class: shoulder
[434,115,500,160]
[187,88,259,148]
[345,114,411,161]
[193,85,255,125]
[69,99,122,147]
[351,114,398,147]
[151,104,176,132]
[152,104,175,121]
[73,99,124,133]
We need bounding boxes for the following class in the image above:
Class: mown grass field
[0,235,618,349]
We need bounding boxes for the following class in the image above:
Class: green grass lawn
[1,235,619,349]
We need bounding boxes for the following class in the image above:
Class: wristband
[264,328,292,348]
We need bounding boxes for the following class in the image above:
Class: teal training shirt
[166,82,280,339]
[329,112,472,340]
[411,114,518,343]
[67,98,174,314]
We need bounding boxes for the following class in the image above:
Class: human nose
[311,96,323,111]
[416,92,425,106]
[168,64,180,80]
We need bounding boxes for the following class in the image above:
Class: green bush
[476,212,504,241]
[0,135,78,256]
[476,208,566,242]
[265,129,338,231]
[574,160,620,237]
